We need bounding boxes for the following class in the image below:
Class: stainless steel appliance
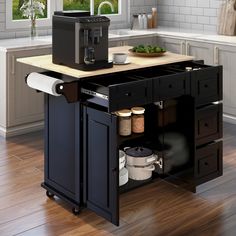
[52,11,113,71]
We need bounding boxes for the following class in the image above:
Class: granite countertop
[2,27,236,51]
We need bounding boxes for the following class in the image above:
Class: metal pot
[127,164,155,180]
[119,150,126,170]
[124,147,158,166]
[119,167,128,186]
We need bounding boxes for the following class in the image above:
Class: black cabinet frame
[41,61,223,226]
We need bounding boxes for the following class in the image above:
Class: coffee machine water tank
[52,11,113,71]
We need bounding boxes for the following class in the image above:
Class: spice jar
[117,109,132,136]
[131,107,145,133]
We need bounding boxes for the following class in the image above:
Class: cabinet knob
[204,84,208,88]
[204,162,209,166]
[168,84,173,89]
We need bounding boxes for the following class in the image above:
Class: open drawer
[81,73,152,112]
[132,68,190,101]
[165,61,223,106]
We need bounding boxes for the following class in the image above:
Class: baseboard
[0,121,44,138]
[223,114,236,125]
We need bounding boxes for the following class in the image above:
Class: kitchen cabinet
[213,44,236,119]
[0,47,51,137]
[39,60,222,226]
[109,35,157,47]
[156,36,214,65]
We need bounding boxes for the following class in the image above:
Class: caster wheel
[72,207,80,215]
[46,190,54,198]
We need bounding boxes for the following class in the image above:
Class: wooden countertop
[17,46,194,79]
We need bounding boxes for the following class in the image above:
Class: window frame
[6,0,130,29]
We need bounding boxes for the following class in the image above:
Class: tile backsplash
[156,0,224,32]
[0,0,225,39]
[0,0,157,39]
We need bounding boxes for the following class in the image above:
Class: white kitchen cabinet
[185,40,214,65]
[214,44,236,120]
[156,36,214,65]
[0,47,51,137]
[109,36,157,47]
[156,36,184,54]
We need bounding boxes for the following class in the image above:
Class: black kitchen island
[18,47,223,226]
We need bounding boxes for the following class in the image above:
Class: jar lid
[131,107,145,114]
[125,147,153,157]
[116,109,132,117]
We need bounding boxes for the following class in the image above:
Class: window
[6,0,55,29]
[6,0,129,29]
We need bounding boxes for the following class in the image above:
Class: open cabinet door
[83,106,119,225]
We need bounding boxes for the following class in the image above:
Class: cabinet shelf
[117,133,145,145]
[119,172,160,194]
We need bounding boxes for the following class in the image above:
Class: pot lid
[125,147,152,157]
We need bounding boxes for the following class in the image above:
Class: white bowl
[113,53,128,64]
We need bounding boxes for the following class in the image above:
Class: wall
[156,0,224,32]
[0,0,157,39]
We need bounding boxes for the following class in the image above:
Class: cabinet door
[7,47,51,126]
[186,40,214,65]
[126,36,157,46]
[45,95,81,202]
[156,36,185,54]
[83,106,119,225]
[215,44,236,117]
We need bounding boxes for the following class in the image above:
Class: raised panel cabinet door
[7,47,51,126]
[127,36,157,46]
[186,40,214,65]
[45,95,81,203]
[156,36,185,54]
[83,106,119,226]
[215,44,236,118]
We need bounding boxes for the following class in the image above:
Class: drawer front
[195,141,223,185]
[191,66,222,106]
[109,80,152,112]
[195,103,222,146]
[153,73,189,101]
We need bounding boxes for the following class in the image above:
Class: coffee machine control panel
[77,16,110,23]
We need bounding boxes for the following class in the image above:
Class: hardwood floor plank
[0,124,235,235]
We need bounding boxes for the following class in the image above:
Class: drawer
[132,68,189,101]
[81,73,152,112]
[166,62,223,106]
[195,141,223,185]
[195,103,222,146]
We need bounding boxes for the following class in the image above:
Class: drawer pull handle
[125,92,132,96]
[204,123,209,127]
[168,84,173,89]
[204,84,208,88]
[204,162,209,166]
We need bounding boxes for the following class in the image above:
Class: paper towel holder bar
[55,81,80,103]
[25,73,80,103]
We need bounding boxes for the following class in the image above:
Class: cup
[112,53,128,64]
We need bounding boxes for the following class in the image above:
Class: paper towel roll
[26,72,64,96]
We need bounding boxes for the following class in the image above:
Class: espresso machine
[53,11,113,71]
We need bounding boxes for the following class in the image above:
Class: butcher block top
[17,46,194,79]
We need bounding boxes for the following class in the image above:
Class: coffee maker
[52,11,113,71]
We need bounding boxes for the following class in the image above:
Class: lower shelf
[119,173,160,194]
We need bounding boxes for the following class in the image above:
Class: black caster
[72,207,80,215]
[46,190,54,198]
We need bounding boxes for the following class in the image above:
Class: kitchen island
[18,46,223,226]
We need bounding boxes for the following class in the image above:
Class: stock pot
[124,147,157,166]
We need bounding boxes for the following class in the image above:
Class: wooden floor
[0,123,236,236]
